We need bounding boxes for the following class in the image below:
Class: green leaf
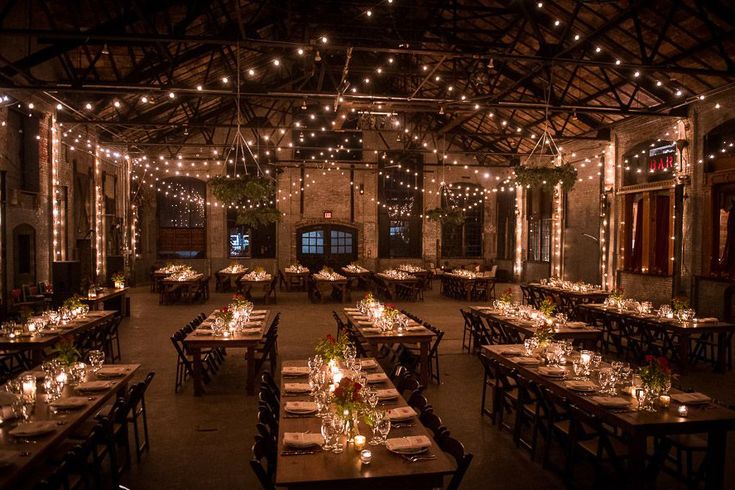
[514,163,578,191]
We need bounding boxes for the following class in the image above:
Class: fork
[401,453,437,463]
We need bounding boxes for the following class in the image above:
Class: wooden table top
[275,359,455,489]
[580,303,735,333]
[182,309,272,348]
[341,267,371,275]
[81,287,128,302]
[482,345,735,434]
[160,274,207,284]
[238,276,273,284]
[529,283,610,298]
[0,363,140,488]
[343,309,435,341]
[376,274,418,283]
[0,311,115,350]
[313,276,348,284]
[470,306,603,339]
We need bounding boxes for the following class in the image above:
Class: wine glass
[320,415,336,451]
[375,416,391,445]
[87,350,105,373]
[330,416,345,453]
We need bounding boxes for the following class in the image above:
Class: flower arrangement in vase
[498,287,514,305]
[315,334,350,364]
[638,355,671,411]
[230,294,253,311]
[332,377,366,442]
[111,271,126,289]
[538,297,556,319]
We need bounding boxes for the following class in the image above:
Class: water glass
[87,350,105,373]
[375,417,391,445]
[330,416,345,453]
[321,415,336,451]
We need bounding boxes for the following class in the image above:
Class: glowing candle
[677,405,689,417]
[360,449,372,464]
[659,395,671,408]
[354,435,366,450]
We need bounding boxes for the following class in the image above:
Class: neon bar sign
[648,142,676,172]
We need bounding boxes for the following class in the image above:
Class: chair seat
[552,419,571,436]
[578,435,629,460]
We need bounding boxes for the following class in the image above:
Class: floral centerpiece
[315,334,350,364]
[285,262,309,273]
[63,295,83,311]
[111,271,126,289]
[498,287,514,304]
[538,297,556,319]
[52,339,80,367]
[332,377,366,442]
[638,355,671,410]
[230,294,253,311]
[608,287,625,308]
[213,307,234,329]
[533,323,556,346]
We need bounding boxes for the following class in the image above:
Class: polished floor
[117,284,735,489]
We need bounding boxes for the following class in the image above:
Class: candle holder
[360,449,372,464]
[354,435,366,451]
[677,405,689,417]
[659,395,671,409]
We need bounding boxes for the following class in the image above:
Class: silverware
[401,453,437,463]
[283,414,316,419]
[280,449,320,456]
[391,422,416,429]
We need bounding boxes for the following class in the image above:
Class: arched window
[227,209,276,258]
[441,183,483,258]
[157,177,206,259]
[378,151,423,257]
[13,224,36,286]
[297,224,357,270]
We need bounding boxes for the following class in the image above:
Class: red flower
[353,382,362,392]
[657,356,670,372]
[645,355,655,363]
[352,391,362,402]
[334,387,344,398]
[326,334,335,344]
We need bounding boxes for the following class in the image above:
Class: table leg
[715,332,726,373]
[121,293,127,317]
[705,429,726,490]
[626,433,648,490]
[419,340,430,386]
[246,346,256,395]
[678,333,691,374]
[192,348,204,396]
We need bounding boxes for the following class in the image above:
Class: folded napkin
[671,392,712,405]
[0,406,16,420]
[284,401,317,414]
[252,310,267,315]
[240,328,262,335]
[366,373,389,384]
[499,346,524,356]
[538,366,566,377]
[21,370,46,379]
[565,322,587,329]
[376,388,400,400]
[9,420,57,437]
[353,315,370,321]
[695,317,719,323]
[283,432,324,448]
[282,366,310,376]
[95,367,128,378]
[358,321,374,327]
[360,359,378,369]
[386,406,417,421]
[283,383,311,394]
[194,329,212,336]
[404,326,426,332]
[361,327,381,334]
[75,381,114,393]
[386,435,432,454]
[344,308,359,312]
[564,380,597,392]
[515,357,541,365]
[50,397,89,410]
[591,396,630,409]
[240,321,262,327]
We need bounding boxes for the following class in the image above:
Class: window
[301,230,324,254]
[227,210,276,258]
[378,151,423,257]
[527,188,552,262]
[157,177,206,259]
[622,191,673,275]
[441,183,483,257]
[496,190,516,260]
[330,230,353,254]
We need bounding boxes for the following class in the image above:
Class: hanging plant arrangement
[514,163,578,192]
[425,207,466,226]
[209,176,281,228]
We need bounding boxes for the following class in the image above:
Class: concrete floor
[117,284,735,490]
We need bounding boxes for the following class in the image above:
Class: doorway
[296,225,357,271]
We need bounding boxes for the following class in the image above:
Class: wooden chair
[127,372,155,462]
[255,314,280,376]
[250,439,276,490]
[459,309,474,353]
[170,330,211,392]
[478,354,498,421]
[332,310,346,337]
[436,433,474,490]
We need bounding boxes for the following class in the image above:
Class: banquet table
[282,271,309,291]
[238,276,276,303]
[159,274,209,304]
[81,287,129,316]
[482,344,735,490]
[343,309,435,386]
[0,311,115,364]
[275,359,455,490]
[375,273,420,301]
[215,269,248,292]
[579,303,735,372]
[440,273,495,301]
[182,309,272,396]
[0,363,140,489]
[341,267,372,290]
[310,276,350,303]
[470,306,602,348]
[527,283,610,318]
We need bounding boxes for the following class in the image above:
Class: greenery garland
[425,207,466,226]
[514,163,578,191]
[209,176,281,228]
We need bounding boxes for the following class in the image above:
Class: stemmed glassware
[321,413,337,451]
[87,350,105,373]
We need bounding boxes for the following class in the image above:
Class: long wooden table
[0,311,115,365]
[580,303,735,372]
[81,287,129,316]
[527,283,609,318]
[375,274,420,300]
[483,344,735,490]
[159,274,209,304]
[343,308,435,386]
[282,270,309,291]
[215,269,248,291]
[238,276,276,303]
[341,267,372,290]
[182,310,272,396]
[440,272,495,301]
[470,306,603,348]
[275,359,455,489]
[310,276,350,303]
[0,363,140,488]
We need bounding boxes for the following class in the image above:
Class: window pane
[378,151,423,257]
[229,226,250,258]
[330,230,354,255]
[301,230,324,254]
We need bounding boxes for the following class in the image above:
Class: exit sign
[323,210,333,219]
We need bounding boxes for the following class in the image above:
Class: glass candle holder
[677,405,689,417]
[659,395,671,409]
[354,435,366,451]
[360,449,372,464]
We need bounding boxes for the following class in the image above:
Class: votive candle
[360,449,372,464]
[659,395,671,408]
[354,435,366,450]
[677,405,689,417]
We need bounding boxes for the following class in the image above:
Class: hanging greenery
[209,176,280,228]
[425,207,466,226]
[514,163,578,191]
[234,207,282,228]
